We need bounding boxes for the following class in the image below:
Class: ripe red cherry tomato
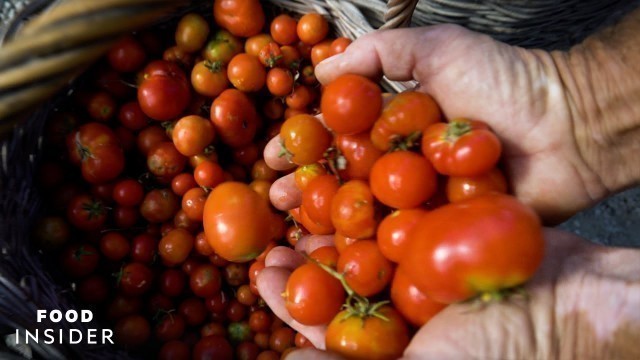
[446,167,508,202]
[301,174,340,230]
[210,89,259,148]
[337,240,393,297]
[390,267,446,327]
[330,180,377,239]
[376,208,428,263]
[213,0,265,38]
[138,60,190,121]
[227,53,266,92]
[400,193,544,304]
[66,194,107,231]
[421,118,502,176]
[334,132,384,181]
[67,122,124,184]
[279,114,331,166]
[321,74,382,135]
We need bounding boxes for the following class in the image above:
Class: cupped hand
[258,229,640,359]
[265,24,610,223]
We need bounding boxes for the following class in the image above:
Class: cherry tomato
[203,182,279,262]
[390,267,446,327]
[321,74,382,134]
[159,340,191,360]
[270,14,298,45]
[210,89,259,147]
[114,315,151,348]
[294,163,327,191]
[400,193,544,304]
[68,122,124,184]
[301,174,340,230]
[377,208,427,263]
[335,132,384,181]
[87,92,116,122]
[310,39,333,67]
[147,141,187,179]
[262,97,285,121]
[279,45,302,70]
[33,216,69,249]
[203,30,243,64]
[60,243,99,278]
[99,232,130,261]
[194,160,225,189]
[334,233,360,254]
[160,268,186,297]
[370,151,437,209]
[112,179,144,207]
[175,13,210,53]
[421,118,502,176]
[325,306,410,360]
[266,68,294,97]
[108,35,146,73]
[140,188,180,223]
[446,167,508,202]
[190,264,223,298]
[191,60,230,98]
[179,297,208,326]
[172,115,216,157]
[118,262,154,296]
[331,37,351,55]
[118,101,149,130]
[251,159,279,182]
[285,84,314,110]
[214,0,265,38]
[171,173,198,196]
[337,240,392,297]
[309,246,340,268]
[130,233,157,264]
[227,53,266,92]
[245,34,274,57]
[137,124,168,156]
[279,114,331,165]
[371,91,441,151]
[155,313,187,342]
[297,13,329,45]
[330,180,377,239]
[193,335,233,360]
[66,194,107,231]
[163,45,194,68]
[258,42,283,68]
[269,327,295,353]
[159,228,194,266]
[138,60,190,121]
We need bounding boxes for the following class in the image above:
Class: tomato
[175,13,210,53]
[248,309,272,333]
[147,141,187,179]
[138,60,190,121]
[236,284,258,306]
[180,187,206,222]
[214,0,265,38]
[309,246,340,268]
[159,228,194,266]
[279,45,302,70]
[147,293,174,316]
[112,179,144,207]
[203,30,243,64]
[87,92,116,121]
[331,37,351,55]
[159,340,191,360]
[337,240,392,297]
[155,313,187,342]
[266,67,294,97]
[107,294,142,320]
[61,243,99,278]
[118,262,154,296]
[310,39,333,67]
[256,350,278,360]
[163,45,194,68]
[210,89,259,147]
[140,188,180,223]
[301,174,339,230]
[99,232,130,261]
[279,114,331,165]
[262,98,285,121]
[108,35,146,73]
[390,267,446,327]
[193,335,233,360]
[326,305,409,359]
[137,124,169,156]
[160,268,186,297]
[179,297,208,326]
[269,14,298,45]
[294,163,327,191]
[227,53,266,92]
[194,160,226,189]
[68,122,125,184]
[370,151,437,209]
[269,327,295,353]
[203,182,278,262]
[191,60,229,98]
[421,118,502,176]
[113,205,139,229]
[118,101,149,130]
[223,263,249,286]
[446,167,508,202]
[400,193,544,304]
[227,320,252,343]
[244,34,273,57]
[251,159,279,182]
[377,208,427,263]
[66,194,107,231]
[114,315,151,348]
[201,322,227,338]
[232,143,260,167]
[297,13,329,45]
[237,341,260,360]
[284,263,344,325]
[284,84,313,110]
[130,233,157,264]
[33,216,69,249]
[330,180,377,239]
[258,42,283,68]
[171,173,197,196]
[321,74,382,134]
[190,264,223,298]
[371,91,441,151]
[335,132,384,181]
[172,115,216,157]
[190,150,220,168]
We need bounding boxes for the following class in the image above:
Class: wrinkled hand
[258,229,640,359]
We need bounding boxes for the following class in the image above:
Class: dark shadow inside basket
[1,0,639,359]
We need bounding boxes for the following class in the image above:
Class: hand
[265,25,610,223]
[258,229,640,359]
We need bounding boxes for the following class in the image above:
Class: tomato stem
[445,120,472,142]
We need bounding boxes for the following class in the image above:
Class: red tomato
[321,74,382,134]
[171,173,198,196]
[147,141,187,179]
[421,118,502,176]
[213,0,265,38]
[370,151,437,209]
[331,37,351,55]
[67,122,124,184]
[118,101,149,130]
[112,179,144,207]
[337,240,393,297]
[159,340,191,360]
[377,208,427,262]
[114,315,151,348]
[179,297,208,326]
[390,267,446,327]
[130,233,157,264]
[330,180,377,239]
[301,174,340,230]
[66,194,107,231]
[266,67,294,97]
[227,53,266,92]
[172,115,216,157]
[160,269,186,297]
[446,167,508,202]
[258,42,283,68]
[87,92,116,122]
[108,35,146,73]
[284,263,345,325]
[400,193,544,304]
[136,125,168,156]
[99,232,130,261]
[371,91,441,151]
[279,114,331,166]
[310,39,333,67]
[138,60,190,121]
[159,228,194,266]
[155,313,186,342]
[193,335,233,360]
[175,13,210,53]
[118,262,154,296]
[140,189,180,223]
[191,60,229,98]
[270,14,298,45]
[60,243,99,278]
[297,13,329,45]
[335,132,384,180]
[190,264,223,298]
[210,89,259,147]
[285,84,314,110]
[325,306,410,360]
[309,246,340,268]
[294,163,327,191]
[203,182,278,262]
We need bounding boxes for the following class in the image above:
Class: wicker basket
[0,0,635,358]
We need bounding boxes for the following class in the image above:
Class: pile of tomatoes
[32,0,545,359]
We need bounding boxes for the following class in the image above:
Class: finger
[285,348,344,360]
[270,172,302,211]
[257,267,328,349]
[265,246,306,270]
[264,134,296,171]
[295,235,335,254]
[315,25,474,85]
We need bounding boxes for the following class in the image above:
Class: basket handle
[382,0,419,29]
[0,0,188,134]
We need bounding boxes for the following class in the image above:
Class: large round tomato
[213,0,265,38]
[203,182,278,262]
[67,122,124,184]
[137,60,190,121]
[320,74,382,135]
[390,267,446,327]
[325,305,410,360]
[421,118,502,176]
[400,193,544,304]
[210,89,258,148]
